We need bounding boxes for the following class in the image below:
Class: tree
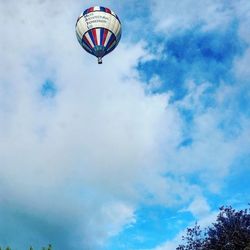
[177,206,250,250]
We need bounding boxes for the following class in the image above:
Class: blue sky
[1,1,250,250]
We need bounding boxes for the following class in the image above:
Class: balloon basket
[98,57,102,64]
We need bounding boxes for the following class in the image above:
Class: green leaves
[178,206,250,250]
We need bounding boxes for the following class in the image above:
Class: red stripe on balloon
[83,35,93,48]
[106,35,116,50]
[88,7,94,13]
[105,8,111,14]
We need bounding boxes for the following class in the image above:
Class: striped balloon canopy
[76,6,122,64]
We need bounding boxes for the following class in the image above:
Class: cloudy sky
[1,0,250,249]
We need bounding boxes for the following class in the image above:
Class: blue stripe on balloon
[100,6,106,12]
[106,34,116,50]
[82,38,92,51]
[83,9,88,15]
[116,31,122,43]
[100,28,104,46]
[88,30,96,46]
[106,41,117,53]
[82,42,93,53]
[116,15,120,22]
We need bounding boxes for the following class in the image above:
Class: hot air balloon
[76,6,122,64]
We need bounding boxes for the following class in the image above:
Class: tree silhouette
[177,206,250,250]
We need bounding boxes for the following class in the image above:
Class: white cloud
[234,48,250,79]
[231,0,250,79]
[150,0,234,33]
[232,0,250,43]
[162,81,250,193]
[0,0,184,248]
[186,196,211,219]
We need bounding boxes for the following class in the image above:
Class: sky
[1,0,250,249]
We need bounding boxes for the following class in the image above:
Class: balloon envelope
[76,6,122,64]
